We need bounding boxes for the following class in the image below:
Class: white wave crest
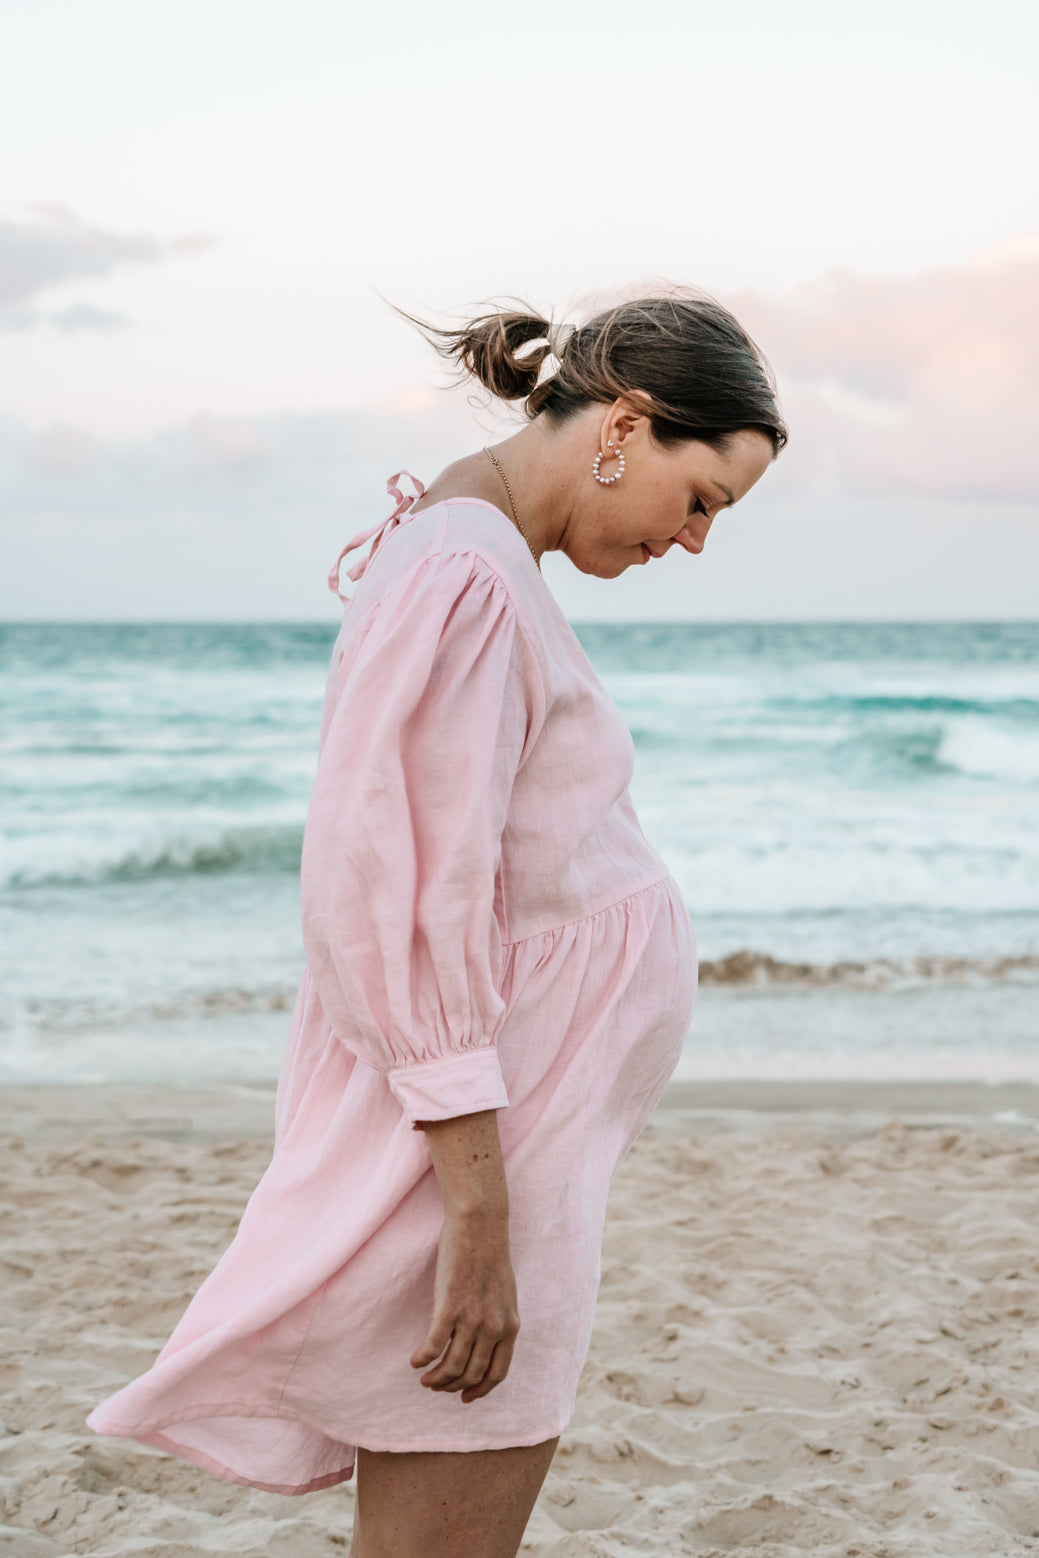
[937,719,1039,782]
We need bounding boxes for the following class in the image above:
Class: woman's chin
[564,546,633,580]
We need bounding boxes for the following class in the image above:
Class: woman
[87,291,786,1557]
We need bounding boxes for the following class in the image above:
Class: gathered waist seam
[501,873,675,951]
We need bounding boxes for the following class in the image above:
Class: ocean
[2,621,1037,1085]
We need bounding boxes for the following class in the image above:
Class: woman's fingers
[414,1311,517,1395]
[460,1336,516,1403]
[417,1322,477,1389]
[440,1329,497,1393]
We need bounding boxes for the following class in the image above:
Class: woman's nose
[677,525,708,555]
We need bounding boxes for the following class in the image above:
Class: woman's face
[565,406,775,579]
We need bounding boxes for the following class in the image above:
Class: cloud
[50,301,130,332]
[2,397,1036,622]
[0,393,476,533]
[6,232,1037,524]
[730,234,1039,502]
[0,204,214,331]
[16,422,99,478]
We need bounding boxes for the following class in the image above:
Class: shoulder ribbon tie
[327,469,427,602]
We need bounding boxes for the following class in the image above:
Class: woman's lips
[641,544,652,563]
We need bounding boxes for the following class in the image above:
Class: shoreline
[4,1075,1039,1145]
[653,1075,1039,1140]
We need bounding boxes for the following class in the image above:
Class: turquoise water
[2,621,1037,1082]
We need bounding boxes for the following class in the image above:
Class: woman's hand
[411,1204,519,1402]
[412,1109,520,1404]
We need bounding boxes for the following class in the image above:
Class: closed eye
[689,497,708,518]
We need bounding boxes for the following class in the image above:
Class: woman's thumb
[411,1316,450,1369]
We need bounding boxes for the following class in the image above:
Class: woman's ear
[603,394,653,450]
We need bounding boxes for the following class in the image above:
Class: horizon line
[3,617,1038,629]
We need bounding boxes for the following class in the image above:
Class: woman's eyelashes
[689,497,708,518]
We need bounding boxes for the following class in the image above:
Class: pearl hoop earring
[592,447,626,486]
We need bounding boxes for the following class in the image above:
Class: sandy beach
[3,1079,1039,1557]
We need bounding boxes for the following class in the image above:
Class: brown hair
[391,289,787,457]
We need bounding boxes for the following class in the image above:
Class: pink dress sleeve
[300,549,539,1127]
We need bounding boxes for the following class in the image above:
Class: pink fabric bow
[327,469,427,602]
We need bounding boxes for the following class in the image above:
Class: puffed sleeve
[300,549,543,1127]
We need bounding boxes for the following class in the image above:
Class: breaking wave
[2,821,304,890]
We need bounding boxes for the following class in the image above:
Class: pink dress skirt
[87,472,698,1494]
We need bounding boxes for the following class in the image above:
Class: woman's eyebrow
[713,483,735,506]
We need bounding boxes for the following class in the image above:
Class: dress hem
[348,1415,571,1455]
[86,1399,572,1496]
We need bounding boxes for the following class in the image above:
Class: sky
[1,0,1037,621]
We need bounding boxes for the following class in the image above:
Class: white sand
[2,1081,1039,1556]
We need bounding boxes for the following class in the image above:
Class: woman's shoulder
[437,495,538,575]
[369,497,542,608]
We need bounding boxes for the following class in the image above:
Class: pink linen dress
[86,471,698,1495]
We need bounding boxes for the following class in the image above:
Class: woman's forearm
[420,1108,510,1221]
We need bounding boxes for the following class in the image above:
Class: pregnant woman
[88,291,786,1556]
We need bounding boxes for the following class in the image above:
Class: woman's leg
[348,1436,559,1558]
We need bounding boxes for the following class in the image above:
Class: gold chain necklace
[482,447,540,569]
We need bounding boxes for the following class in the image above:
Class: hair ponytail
[388,300,562,405]
[390,287,788,457]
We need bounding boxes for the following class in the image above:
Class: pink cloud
[729,235,1039,502]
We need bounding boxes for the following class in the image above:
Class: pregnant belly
[496,876,697,1133]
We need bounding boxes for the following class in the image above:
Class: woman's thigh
[348,1436,560,1558]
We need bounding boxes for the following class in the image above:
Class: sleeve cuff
[388,1047,509,1128]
